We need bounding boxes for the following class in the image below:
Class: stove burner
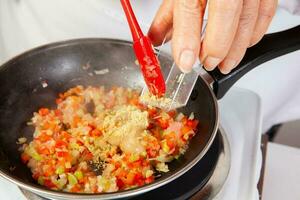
[20,128,230,200]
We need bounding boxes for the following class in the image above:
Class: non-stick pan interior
[0,39,217,195]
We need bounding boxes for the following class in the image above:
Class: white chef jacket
[0,0,300,132]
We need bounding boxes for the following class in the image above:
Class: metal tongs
[121,0,206,110]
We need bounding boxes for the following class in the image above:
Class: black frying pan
[0,25,299,199]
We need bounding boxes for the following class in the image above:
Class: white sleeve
[279,0,300,15]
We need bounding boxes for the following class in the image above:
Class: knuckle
[216,0,240,11]
[173,32,201,48]
[181,0,200,9]
[179,0,206,13]
[240,0,259,22]
[239,11,256,27]
[260,1,277,19]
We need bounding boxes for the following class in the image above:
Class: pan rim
[0,38,219,199]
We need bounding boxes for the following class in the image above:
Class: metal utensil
[141,23,208,111]
[163,61,207,110]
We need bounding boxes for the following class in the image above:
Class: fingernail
[220,68,231,74]
[179,50,195,73]
[220,59,236,74]
[204,57,221,71]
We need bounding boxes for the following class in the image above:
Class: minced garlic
[102,105,149,154]
[140,92,176,110]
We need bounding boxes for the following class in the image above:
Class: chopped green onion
[37,176,44,185]
[129,154,139,162]
[27,146,42,161]
[55,166,65,175]
[161,140,170,153]
[74,171,83,180]
[67,173,78,185]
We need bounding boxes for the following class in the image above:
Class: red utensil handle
[120,0,166,97]
[133,37,166,97]
[120,0,144,42]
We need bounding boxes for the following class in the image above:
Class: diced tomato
[114,161,121,169]
[116,169,127,179]
[134,172,143,181]
[42,121,50,130]
[131,160,142,168]
[142,160,150,167]
[72,116,81,127]
[81,149,93,160]
[21,153,30,163]
[122,171,135,185]
[55,140,68,149]
[147,148,158,158]
[45,159,56,166]
[167,110,176,118]
[150,128,161,139]
[145,176,154,184]
[57,151,69,158]
[136,180,145,186]
[157,118,169,129]
[76,140,84,146]
[39,108,50,116]
[147,122,155,129]
[78,176,88,184]
[165,131,176,140]
[166,139,175,150]
[70,184,81,192]
[89,129,102,137]
[43,167,55,177]
[56,98,63,104]
[32,173,40,180]
[37,146,50,155]
[181,126,192,135]
[54,109,62,116]
[135,175,145,186]
[187,119,199,129]
[36,132,52,142]
[181,116,188,124]
[129,97,139,106]
[146,138,160,158]
[147,108,157,117]
[44,179,56,188]
[116,178,125,189]
[60,131,71,141]
[88,124,96,130]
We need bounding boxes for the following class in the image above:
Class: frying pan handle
[207,25,300,99]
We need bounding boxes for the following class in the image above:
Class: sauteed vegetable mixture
[19,86,199,193]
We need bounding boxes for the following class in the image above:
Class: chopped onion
[176,113,184,121]
[188,112,195,120]
[17,137,27,144]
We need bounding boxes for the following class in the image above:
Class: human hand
[148,0,277,74]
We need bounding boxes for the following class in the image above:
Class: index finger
[172,0,206,73]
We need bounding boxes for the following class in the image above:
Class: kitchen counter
[262,142,300,200]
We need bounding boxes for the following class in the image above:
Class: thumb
[172,0,206,73]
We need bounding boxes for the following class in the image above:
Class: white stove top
[0,87,263,200]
